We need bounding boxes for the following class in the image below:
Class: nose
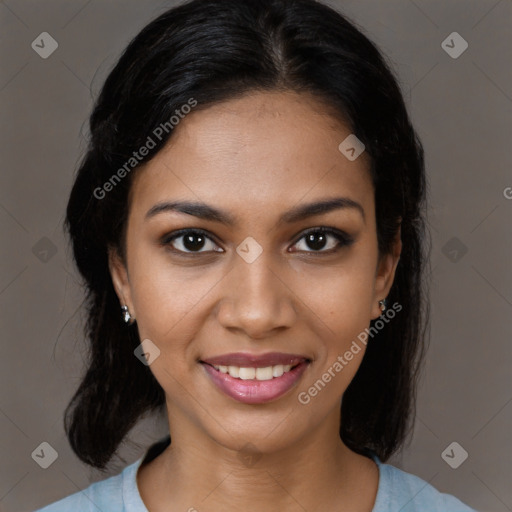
[216,253,297,340]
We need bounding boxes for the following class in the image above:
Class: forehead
[129,91,373,221]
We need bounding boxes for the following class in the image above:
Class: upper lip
[201,352,310,367]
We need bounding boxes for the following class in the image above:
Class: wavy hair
[64,0,429,469]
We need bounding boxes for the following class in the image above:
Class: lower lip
[201,362,309,404]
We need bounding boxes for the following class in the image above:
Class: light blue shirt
[35,453,477,512]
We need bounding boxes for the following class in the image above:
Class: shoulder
[373,457,478,512]
[33,458,146,512]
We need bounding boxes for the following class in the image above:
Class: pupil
[184,233,205,251]
[307,232,326,251]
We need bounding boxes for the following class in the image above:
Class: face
[110,90,400,455]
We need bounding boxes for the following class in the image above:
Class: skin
[110,90,402,512]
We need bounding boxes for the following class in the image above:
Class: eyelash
[161,227,354,257]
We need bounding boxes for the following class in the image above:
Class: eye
[290,227,354,254]
[161,227,354,256]
[161,229,223,255]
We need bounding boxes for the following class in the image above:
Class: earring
[378,299,387,312]
[121,305,133,324]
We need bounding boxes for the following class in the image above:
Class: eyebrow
[145,197,365,225]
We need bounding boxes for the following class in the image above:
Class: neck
[138,408,379,512]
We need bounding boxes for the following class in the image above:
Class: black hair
[64,0,429,470]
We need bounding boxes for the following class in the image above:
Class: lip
[201,352,309,367]
[200,355,310,405]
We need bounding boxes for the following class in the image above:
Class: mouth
[199,352,311,404]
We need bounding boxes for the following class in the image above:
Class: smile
[200,352,311,404]
[210,363,295,380]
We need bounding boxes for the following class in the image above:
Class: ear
[371,225,402,320]
[108,247,136,319]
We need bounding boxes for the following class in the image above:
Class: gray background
[1,1,511,511]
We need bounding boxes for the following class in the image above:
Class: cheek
[127,255,211,392]
[291,246,377,395]
[127,242,225,356]
[295,279,375,407]
[294,250,377,337]
[130,265,210,341]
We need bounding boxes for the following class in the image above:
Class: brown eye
[290,227,354,254]
[162,229,223,254]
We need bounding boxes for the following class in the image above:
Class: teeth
[256,367,273,380]
[272,365,284,377]
[239,367,255,380]
[210,363,299,380]
[228,365,239,378]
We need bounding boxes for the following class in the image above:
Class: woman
[36,0,477,510]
